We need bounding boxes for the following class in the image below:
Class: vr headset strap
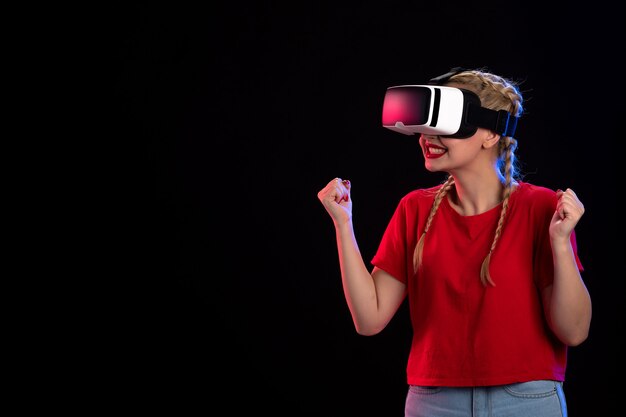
[429,67,520,137]
[467,104,519,137]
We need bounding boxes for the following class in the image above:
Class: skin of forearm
[335,221,383,335]
[548,238,592,346]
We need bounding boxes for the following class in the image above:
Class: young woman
[317,68,591,417]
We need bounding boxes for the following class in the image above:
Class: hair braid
[413,176,455,273]
[479,136,516,286]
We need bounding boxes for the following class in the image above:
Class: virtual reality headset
[382,80,519,139]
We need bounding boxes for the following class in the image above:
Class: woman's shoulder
[402,184,442,201]
[515,181,558,207]
[517,181,556,196]
[398,184,442,209]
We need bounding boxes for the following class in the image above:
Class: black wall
[115,3,625,416]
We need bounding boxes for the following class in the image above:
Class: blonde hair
[413,68,525,286]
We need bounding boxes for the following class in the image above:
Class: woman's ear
[482,130,501,149]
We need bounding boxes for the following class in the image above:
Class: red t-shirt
[371,181,583,386]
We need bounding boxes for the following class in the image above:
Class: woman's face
[418,128,498,174]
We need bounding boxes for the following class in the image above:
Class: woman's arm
[542,188,592,346]
[318,178,407,335]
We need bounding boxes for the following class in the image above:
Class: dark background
[113,3,624,416]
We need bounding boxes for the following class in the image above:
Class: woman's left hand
[550,188,585,241]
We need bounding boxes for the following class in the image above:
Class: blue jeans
[405,380,567,417]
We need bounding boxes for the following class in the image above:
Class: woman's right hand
[317,177,352,226]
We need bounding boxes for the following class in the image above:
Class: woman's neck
[447,174,513,216]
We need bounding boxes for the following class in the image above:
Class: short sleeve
[534,190,584,289]
[371,197,411,284]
